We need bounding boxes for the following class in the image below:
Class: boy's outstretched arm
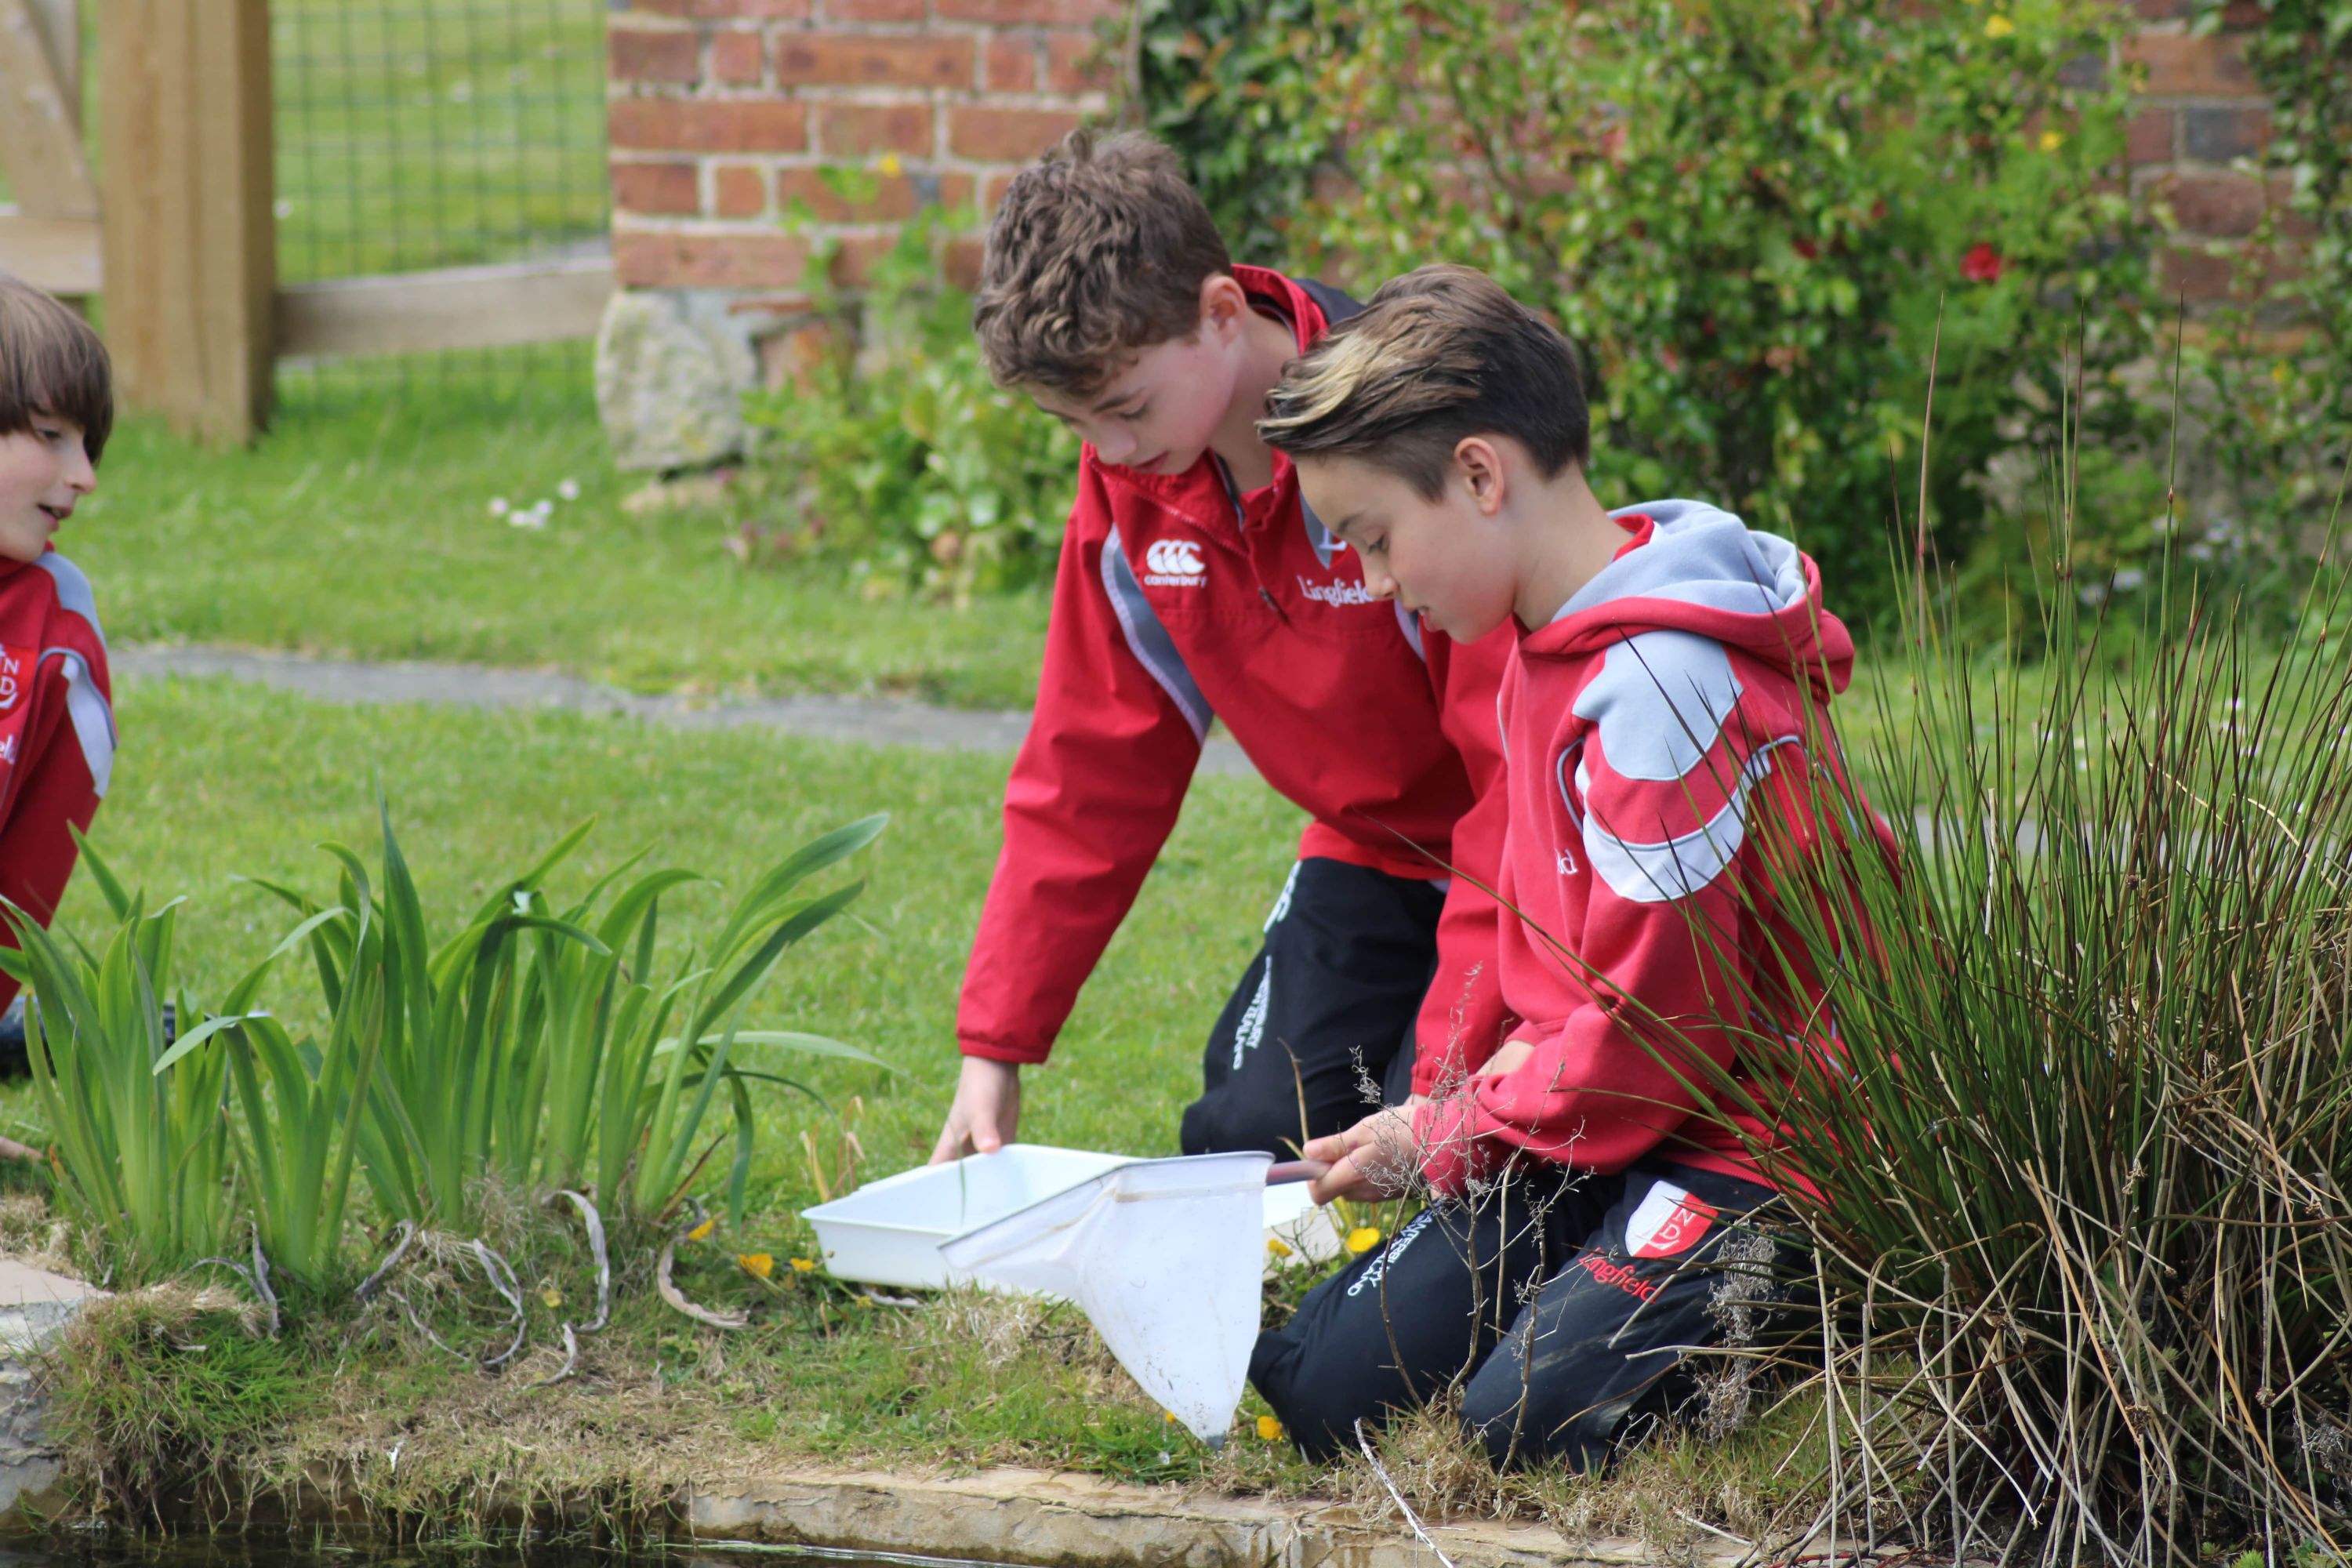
[931,465,1205,1162]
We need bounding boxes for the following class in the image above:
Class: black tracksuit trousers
[1178,857,1443,1158]
[1250,1160,1795,1471]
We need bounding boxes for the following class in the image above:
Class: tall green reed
[1,839,234,1279]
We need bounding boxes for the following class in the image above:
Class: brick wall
[605,2,2285,339]
[2122,7,2298,306]
[607,0,1123,314]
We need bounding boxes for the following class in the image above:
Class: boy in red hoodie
[929,133,1512,1164]
[1248,267,1871,1469]
[0,273,115,1033]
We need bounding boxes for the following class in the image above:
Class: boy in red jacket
[1249,266,1875,1469]
[929,132,1512,1164]
[0,274,115,1031]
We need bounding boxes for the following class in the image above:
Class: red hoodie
[0,550,114,1010]
[956,267,1512,1081]
[1414,502,1885,1198]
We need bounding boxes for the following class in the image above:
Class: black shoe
[0,997,25,1080]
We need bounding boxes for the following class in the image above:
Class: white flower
[557,478,581,501]
[2079,583,2109,607]
[2113,568,2146,593]
[488,496,510,517]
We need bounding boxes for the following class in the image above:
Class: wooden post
[98,0,275,445]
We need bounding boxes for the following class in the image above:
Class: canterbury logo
[1144,539,1206,579]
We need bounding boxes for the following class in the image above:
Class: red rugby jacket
[0,550,114,1011]
[956,266,1512,1083]
[1414,502,1889,1197]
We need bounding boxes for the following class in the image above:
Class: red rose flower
[1960,242,2005,283]
[1794,238,1820,261]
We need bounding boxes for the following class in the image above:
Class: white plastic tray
[804,1143,1341,1289]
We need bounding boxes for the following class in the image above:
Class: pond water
[0,1540,1011,1568]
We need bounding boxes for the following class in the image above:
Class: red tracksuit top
[1414,502,1888,1198]
[0,549,114,1011]
[956,266,1512,1081]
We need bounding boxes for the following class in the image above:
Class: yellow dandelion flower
[686,1216,716,1241]
[2039,129,2065,153]
[1257,1414,1285,1441]
[2272,361,2292,386]
[1164,1410,1178,1423]
[1984,14,2015,37]
[539,1287,563,1309]
[789,1256,818,1273]
[1266,1236,1294,1258]
[855,1294,875,1307]
[738,1252,775,1279]
[1346,1226,1382,1255]
[879,152,904,177]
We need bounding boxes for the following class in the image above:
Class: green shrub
[1275,0,2164,625]
[1138,0,1343,263]
[739,208,1078,601]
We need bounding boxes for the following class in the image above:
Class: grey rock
[595,291,760,474]
[0,1260,102,1527]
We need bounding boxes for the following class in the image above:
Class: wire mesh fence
[270,0,610,405]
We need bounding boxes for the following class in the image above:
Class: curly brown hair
[971,129,1232,396]
[0,272,112,463]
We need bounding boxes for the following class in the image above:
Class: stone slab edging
[681,1466,1740,1568]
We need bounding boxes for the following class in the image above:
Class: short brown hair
[1257,264,1588,499]
[0,272,112,463]
[971,129,1232,396]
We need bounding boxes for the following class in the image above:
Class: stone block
[595,289,763,472]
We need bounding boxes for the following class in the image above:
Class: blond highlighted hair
[1257,265,1588,498]
[971,129,1232,396]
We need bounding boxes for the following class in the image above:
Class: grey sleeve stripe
[34,554,106,648]
[38,648,114,799]
[1100,524,1212,743]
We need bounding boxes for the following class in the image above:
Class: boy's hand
[929,1057,1022,1165]
[1474,1038,1537,1078]
[1303,1108,1419,1205]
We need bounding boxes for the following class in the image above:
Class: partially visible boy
[931,133,1514,1165]
[1247,266,1880,1470]
[0,273,117,1026]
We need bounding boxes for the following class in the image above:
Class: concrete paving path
[116,644,1261,779]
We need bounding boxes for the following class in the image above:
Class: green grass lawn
[74,368,1052,710]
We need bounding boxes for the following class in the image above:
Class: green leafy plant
[0,840,234,1280]
[1280,0,2163,626]
[739,201,1079,601]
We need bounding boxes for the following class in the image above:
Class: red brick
[611,97,808,153]
[948,104,1087,161]
[2124,34,2256,96]
[710,29,767,83]
[2126,107,2175,166]
[944,234,988,292]
[612,160,703,215]
[1044,31,1116,93]
[2132,0,2191,17]
[614,230,812,289]
[776,166,924,221]
[713,163,770,217]
[824,0,926,16]
[2159,244,2235,303]
[626,0,808,16]
[827,234,903,288]
[980,170,1018,211]
[2182,104,2270,162]
[610,27,702,83]
[814,101,934,155]
[935,0,1123,21]
[774,31,975,88]
[985,34,1040,91]
[2158,170,2267,236]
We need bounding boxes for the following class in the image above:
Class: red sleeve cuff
[959,1037,1050,1066]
